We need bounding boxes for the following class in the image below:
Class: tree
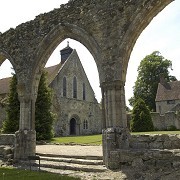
[2,75,20,133]
[35,71,55,140]
[129,51,176,111]
[130,98,154,132]
[2,71,55,140]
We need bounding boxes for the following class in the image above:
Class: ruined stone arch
[0,0,176,166]
[31,23,102,95]
[0,50,17,75]
[121,0,173,82]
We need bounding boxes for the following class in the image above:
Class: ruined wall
[151,112,180,130]
[130,134,180,149]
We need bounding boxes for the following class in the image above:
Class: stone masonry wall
[151,112,180,130]
[108,134,180,170]
[130,134,180,149]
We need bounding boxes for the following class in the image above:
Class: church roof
[0,64,62,96]
[155,81,180,102]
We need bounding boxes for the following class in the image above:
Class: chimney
[60,41,73,64]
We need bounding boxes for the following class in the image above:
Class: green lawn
[50,134,102,145]
[50,131,180,145]
[0,167,79,180]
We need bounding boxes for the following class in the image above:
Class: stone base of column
[14,130,36,160]
[102,127,130,169]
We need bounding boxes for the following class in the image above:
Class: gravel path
[36,145,103,157]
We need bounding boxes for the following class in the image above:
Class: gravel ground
[36,144,103,157]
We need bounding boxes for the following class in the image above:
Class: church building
[0,43,102,136]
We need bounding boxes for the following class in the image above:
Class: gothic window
[83,83,86,100]
[73,76,77,98]
[83,120,88,129]
[63,77,67,97]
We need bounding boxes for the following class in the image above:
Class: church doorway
[70,118,76,135]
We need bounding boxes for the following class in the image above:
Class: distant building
[155,75,180,115]
[0,43,102,136]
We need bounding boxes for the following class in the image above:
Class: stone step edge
[40,156,103,165]
[25,160,107,172]
[36,153,103,160]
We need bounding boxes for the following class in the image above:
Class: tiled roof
[155,81,180,101]
[0,64,61,95]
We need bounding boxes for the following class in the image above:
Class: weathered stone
[144,159,156,166]
[132,158,144,167]
[163,140,172,149]
[156,159,172,168]
[172,161,180,169]
[0,134,15,145]
[149,141,163,149]
[0,0,174,168]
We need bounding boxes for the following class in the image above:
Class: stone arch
[121,0,173,81]
[30,23,102,96]
[0,50,17,75]
[0,0,175,167]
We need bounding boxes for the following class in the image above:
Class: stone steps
[39,156,103,165]
[18,153,107,173]
[36,152,103,160]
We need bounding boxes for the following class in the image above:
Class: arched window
[73,76,77,98]
[63,77,67,97]
[83,83,86,100]
[83,120,88,129]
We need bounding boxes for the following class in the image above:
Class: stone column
[14,84,37,160]
[101,80,130,168]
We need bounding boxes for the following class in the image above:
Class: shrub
[130,98,154,132]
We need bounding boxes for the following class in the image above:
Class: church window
[83,120,88,129]
[63,77,67,97]
[73,76,77,98]
[83,83,86,100]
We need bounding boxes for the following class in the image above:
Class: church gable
[51,48,97,103]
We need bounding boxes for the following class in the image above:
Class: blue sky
[0,0,180,106]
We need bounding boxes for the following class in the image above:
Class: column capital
[100,80,125,91]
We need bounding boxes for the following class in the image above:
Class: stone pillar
[101,80,130,167]
[14,84,37,160]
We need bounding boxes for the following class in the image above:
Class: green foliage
[35,71,55,140]
[2,75,20,133]
[130,98,154,132]
[129,51,176,111]
[2,71,55,141]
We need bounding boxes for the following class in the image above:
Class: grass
[50,131,180,145]
[50,134,102,145]
[0,167,80,180]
